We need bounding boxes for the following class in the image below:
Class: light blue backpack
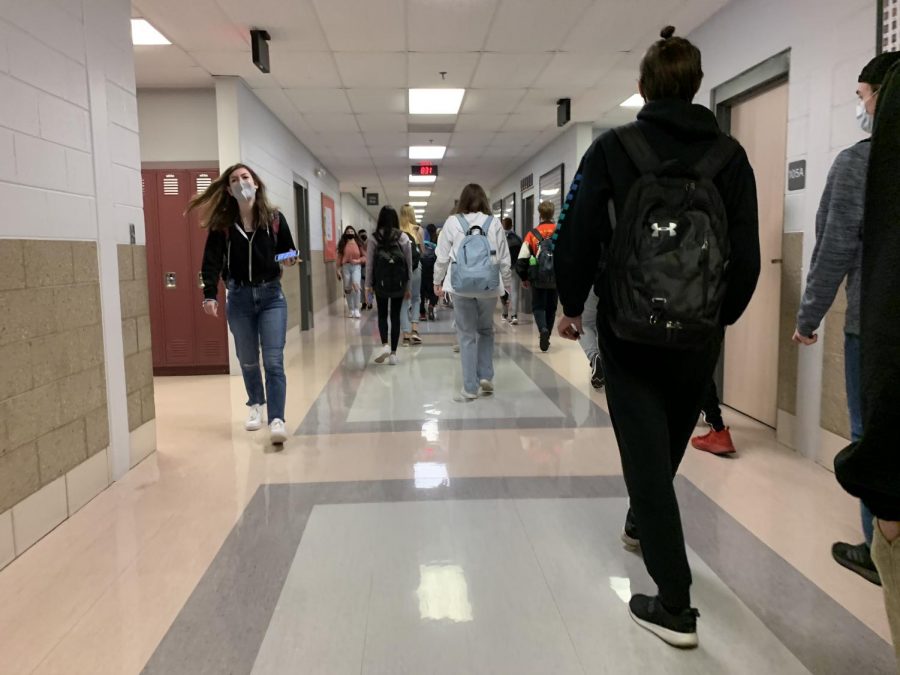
[450,214,500,295]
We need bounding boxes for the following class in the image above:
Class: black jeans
[700,380,725,431]
[531,287,558,333]
[376,295,403,351]
[599,320,722,611]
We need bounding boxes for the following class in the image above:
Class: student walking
[434,184,512,402]
[501,217,523,324]
[554,27,760,648]
[366,206,413,365]
[193,163,299,445]
[336,225,365,318]
[517,201,559,352]
[399,204,424,345]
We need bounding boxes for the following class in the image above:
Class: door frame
[709,51,791,410]
[293,180,313,331]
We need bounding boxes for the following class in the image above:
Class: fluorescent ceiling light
[409,201,428,207]
[620,94,644,108]
[540,188,559,196]
[409,190,431,197]
[409,146,447,160]
[409,88,466,115]
[409,175,437,184]
[131,19,170,45]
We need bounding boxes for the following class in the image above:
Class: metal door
[294,182,313,331]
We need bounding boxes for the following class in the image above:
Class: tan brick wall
[777,233,803,415]
[0,240,109,513]
[118,245,155,433]
[821,280,851,439]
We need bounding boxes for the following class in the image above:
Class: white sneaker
[510,316,519,326]
[388,354,398,366]
[452,344,461,353]
[479,380,494,396]
[245,405,263,431]
[454,390,478,403]
[374,344,391,363]
[269,419,288,444]
[353,309,361,318]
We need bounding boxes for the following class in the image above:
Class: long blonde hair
[399,204,421,243]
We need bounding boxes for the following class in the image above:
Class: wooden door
[723,82,789,427]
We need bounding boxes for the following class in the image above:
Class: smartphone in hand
[275,250,299,262]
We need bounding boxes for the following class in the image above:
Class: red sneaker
[691,428,736,455]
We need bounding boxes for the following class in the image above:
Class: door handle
[771,259,783,264]
[197,271,204,288]
[165,272,177,289]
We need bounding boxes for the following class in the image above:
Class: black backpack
[528,228,556,289]
[373,233,409,298]
[505,229,524,261]
[606,123,738,349]
[410,237,422,271]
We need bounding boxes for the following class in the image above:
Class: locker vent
[201,340,222,358]
[195,174,213,194]
[167,340,188,360]
[141,176,145,193]
[163,174,180,196]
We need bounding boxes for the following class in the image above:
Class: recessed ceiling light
[540,188,559,196]
[620,94,644,108]
[409,190,431,197]
[409,175,437,184]
[409,88,466,115]
[409,201,428,207]
[131,19,171,45]
[409,146,447,160]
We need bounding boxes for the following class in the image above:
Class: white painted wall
[690,0,876,461]
[340,193,375,234]
[0,0,144,478]
[136,89,218,163]
[489,123,594,233]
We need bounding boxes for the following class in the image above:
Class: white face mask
[231,179,256,202]
[856,98,874,134]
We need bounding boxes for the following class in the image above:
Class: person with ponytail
[399,204,424,345]
[336,225,365,318]
[192,163,298,445]
[554,26,760,648]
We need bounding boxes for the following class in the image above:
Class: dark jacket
[554,99,760,328]
[834,63,900,521]
[201,211,296,301]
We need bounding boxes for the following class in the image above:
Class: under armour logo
[651,221,678,238]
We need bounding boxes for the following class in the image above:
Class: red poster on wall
[321,194,337,262]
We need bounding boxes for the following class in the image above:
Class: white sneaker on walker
[269,419,288,444]
[245,405,263,431]
[374,344,391,364]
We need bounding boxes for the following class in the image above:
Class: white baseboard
[129,419,157,468]
[817,426,850,473]
[67,448,111,515]
[776,409,797,450]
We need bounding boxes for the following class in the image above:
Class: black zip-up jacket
[200,211,296,301]
[554,99,760,327]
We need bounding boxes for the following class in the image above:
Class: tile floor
[0,302,893,674]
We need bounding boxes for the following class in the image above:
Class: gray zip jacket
[797,140,868,337]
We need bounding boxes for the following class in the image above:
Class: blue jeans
[845,333,872,545]
[454,295,497,394]
[401,266,422,333]
[341,264,362,312]
[226,280,288,422]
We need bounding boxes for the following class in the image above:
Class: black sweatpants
[599,320,722,611]
[699,380,725,431]
[376,295,403,351]
[531,287,558,333]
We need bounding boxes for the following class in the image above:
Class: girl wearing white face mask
[189,163,299,445]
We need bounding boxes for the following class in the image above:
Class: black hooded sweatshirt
[554,99,760,329]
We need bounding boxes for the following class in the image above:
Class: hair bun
[660,25,676,39]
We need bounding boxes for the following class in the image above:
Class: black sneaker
[629,594,699,649]
[590,354,605,389]
[622,508,640,549]
[539,329,550,352]
[428,308,436,321]
[832,542,882,586]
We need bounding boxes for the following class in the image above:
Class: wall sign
[321,194,337,262]
[788,160,806,191]
[366,193,379,206]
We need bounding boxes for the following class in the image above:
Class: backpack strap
[531,228,544,244]
[693,135,740,180]
[614,123,662,175]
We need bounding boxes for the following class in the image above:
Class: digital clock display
[411,164,438,176]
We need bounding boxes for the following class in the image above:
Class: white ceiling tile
[214,0,330,51]
[533,52,621,89]
[471,53,552,89]
[484,0,593,52]
[407,0,498,51]
[133,46,213,87]
[367,146,406,160]
[408,132,451,146]
[191,50,274,87]
[271,52,341,88]
[302,112,360,132]
[284,88,351,113]
[356,113,408,132]
[502,111,554,132]
[347,88,407,113]
[334,52,407,88]
[460,89,527,114]
[449,131,496,147]
[489,131,541,147]
[311,0,405,52]
[316,131,366,147]
[455,114,509,131]
[407,53,480,88]
[134,0,246,51]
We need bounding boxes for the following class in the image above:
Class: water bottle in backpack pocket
[373,235,409,298]
[450,214,501,295]
[606,123,737,349]
[527,228,557,289]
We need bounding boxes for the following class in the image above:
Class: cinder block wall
[118,245,155,432]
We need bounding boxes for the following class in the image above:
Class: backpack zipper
[249,228,258,282]
[700,239,710,309]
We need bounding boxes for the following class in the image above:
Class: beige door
[723,82,789,427]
